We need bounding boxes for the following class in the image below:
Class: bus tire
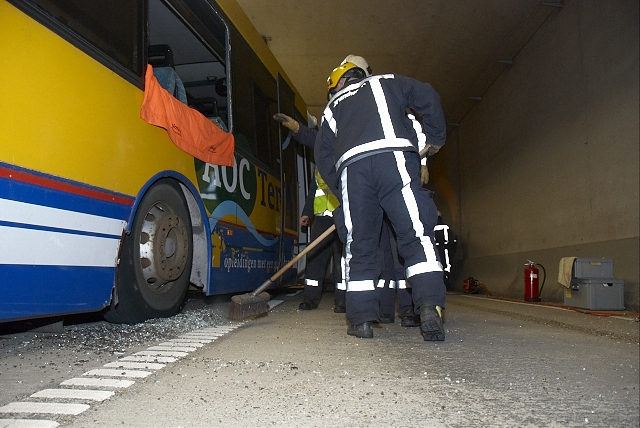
[105,179,193,324]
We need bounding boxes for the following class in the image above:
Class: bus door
[277,74,299,286]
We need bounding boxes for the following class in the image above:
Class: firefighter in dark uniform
[273,55,374,314]
[298,168,346,311]
[377,217,399,323]
[378,109,435,327]
[315,61,447,340]
[378,217,420,326]
[272,113,346,312]
[434,212,457,288]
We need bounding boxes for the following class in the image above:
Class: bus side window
[148,44,188,105]
[147,0,229,130]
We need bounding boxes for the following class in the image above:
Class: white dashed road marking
[147,345,198,352]
[0,402,89,415]
[31,389,114,402]
[104,361,165,370]
[133,350,188,358]
[179,334,223,340]
[119,355,177,363]
[268,299,284,309]
[0,419,59,428]
[0,322,244,426]
[83,369,152,378]
[160,340,204,347]
[61,377,135,389]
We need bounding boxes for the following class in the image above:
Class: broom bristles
[228,292,270,320]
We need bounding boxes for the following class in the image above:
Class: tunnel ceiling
[234,0,563,125]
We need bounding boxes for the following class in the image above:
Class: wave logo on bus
[195,156,280,247]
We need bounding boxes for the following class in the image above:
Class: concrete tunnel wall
[428,0,639,311]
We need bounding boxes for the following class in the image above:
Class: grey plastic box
[564,278,624,310]
[573,258,614,279]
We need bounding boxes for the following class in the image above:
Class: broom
[228,224,337,320]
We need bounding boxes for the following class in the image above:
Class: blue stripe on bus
[0,165,132,220]
[0,264,114,322]
[0,220,121,240]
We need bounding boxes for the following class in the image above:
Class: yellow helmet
[327,62,357,93]
[326,62,367,96]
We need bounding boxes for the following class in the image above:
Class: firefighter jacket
[314,74,446,193]
[292,123,318,150]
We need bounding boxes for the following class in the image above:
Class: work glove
[420,144,441,158]
[273,113,300,133]
[425,144,440,157]
[420,165,429,185]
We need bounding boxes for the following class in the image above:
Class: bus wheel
[105,179,192,324]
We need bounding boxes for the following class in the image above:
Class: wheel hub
[139,205,189,292]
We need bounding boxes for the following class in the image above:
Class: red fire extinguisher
[524,260,546,302]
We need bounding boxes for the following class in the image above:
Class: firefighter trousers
[303,215,344,305]
[339,151,446,325]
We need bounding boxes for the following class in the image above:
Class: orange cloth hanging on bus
[140,65,234,167]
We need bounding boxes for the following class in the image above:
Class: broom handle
[252,223,337,296]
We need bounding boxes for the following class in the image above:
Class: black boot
[420,305,445,341]
[347,322,373,338]
[333,303,346,313]
[378,314,395,324]
[299,299,318,310]
[400,309,420,327]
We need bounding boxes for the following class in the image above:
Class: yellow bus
[0,0,313,323]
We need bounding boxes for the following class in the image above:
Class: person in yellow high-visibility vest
[299,168,346,312]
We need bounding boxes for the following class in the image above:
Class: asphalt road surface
[0,290,638,427]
